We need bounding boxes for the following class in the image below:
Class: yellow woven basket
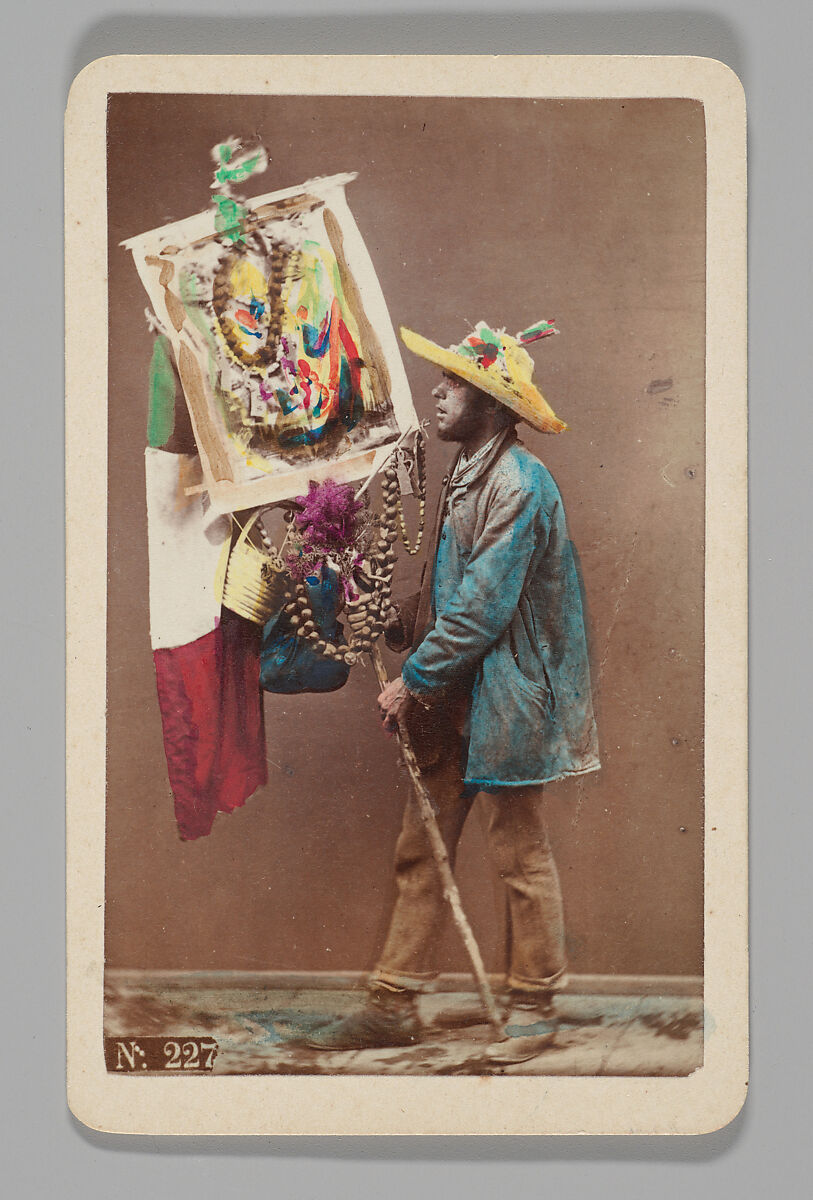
[222,510,288,625]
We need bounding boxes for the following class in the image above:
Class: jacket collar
[448,426,517,498]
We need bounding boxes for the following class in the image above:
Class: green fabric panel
[147,334,177,448]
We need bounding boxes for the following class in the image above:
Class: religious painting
[124,157,416,513]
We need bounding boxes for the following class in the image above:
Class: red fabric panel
[152,611,267,840]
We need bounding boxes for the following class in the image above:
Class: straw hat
[400,319,567,434]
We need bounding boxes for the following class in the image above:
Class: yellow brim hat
[400,322,567,434]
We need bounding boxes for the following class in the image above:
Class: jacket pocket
[484,637,556,717]
[469,640,559,783]
[504,627,556,713]
[509,660,555,716]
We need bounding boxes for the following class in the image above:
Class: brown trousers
[372,733,567,994]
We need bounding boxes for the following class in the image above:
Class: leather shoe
[500,988,558,1041]
[303,987,421,1050]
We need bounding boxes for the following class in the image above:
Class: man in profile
[309,319,600,1050]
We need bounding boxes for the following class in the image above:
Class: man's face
[432,373,490,442]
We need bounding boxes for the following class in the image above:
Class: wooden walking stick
[370,644,504,1036]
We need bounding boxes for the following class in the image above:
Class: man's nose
[432,386,445,400]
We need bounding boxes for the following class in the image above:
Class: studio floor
[104,970,703,1077]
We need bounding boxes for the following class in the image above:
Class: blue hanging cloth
[259,567,351,694]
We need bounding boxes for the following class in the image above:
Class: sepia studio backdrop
[106,95,705,982]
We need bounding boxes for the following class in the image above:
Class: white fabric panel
[145,447,231,650]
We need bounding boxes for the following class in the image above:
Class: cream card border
[65,53,747,1136]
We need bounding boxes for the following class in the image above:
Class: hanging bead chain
[255,514,285,572]
[395,429,427,555]
[277,430,428,663]
[280,468,400,665]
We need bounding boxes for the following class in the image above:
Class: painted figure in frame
[307,320,601,1053]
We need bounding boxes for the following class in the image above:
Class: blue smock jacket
[400,430,600,789]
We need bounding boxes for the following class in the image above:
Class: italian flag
[146,447,267,840]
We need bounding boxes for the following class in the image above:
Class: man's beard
[435,424,459,442]
[436,411,485,443]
